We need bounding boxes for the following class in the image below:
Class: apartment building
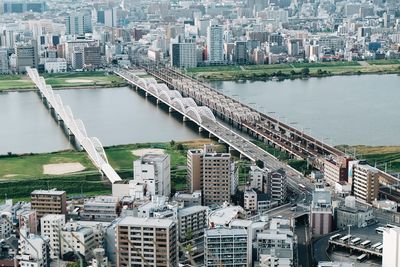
[31,189,67,219]
[266,169,287,204]
[60,220,96,260]
[115,217,178,267]
[352,163,379,203]
[177,205,208,242]
[81,195,119,222]
[187,144,232,205]
[204,228,249,267]
[133,154,171,197]
[40,214,66,259]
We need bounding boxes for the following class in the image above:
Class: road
[296,223,311,267]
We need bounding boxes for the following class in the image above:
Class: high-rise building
[72,47,84,70]
[0,48,9,74]
[3,0,46,13]
[383,227,400,267]
[352,163,379,203]
[133,154,171,197]
[66,11,92,35]
[187,145,231,205]
[31,189,67,219]
[207,21,224,65]
[115,217,178,267]
[0,211,12,239]
[170,41,197,68]
[15,41,38,73]
[84,46,101,70]
[234,41,248,64]
[40,214,65,259]
[204,228,250,267]
[266,169,287,204]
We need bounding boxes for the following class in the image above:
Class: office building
[40,214,65,259]
[61,220,96,260]
[204,228,249,267]
[265,169,287,204]
[133,154,171,197]
[66,11,93,35]
[84,46,101,70]
[187,145,231,205]
[170,41,197,68]
[97,7,119,27]
[207,22,224,65]
[115,217,178,267]
[16,42,38,73]
[352,163,379,203]
[383,227,400,267]
[0,48,9,74]
[3,0,46,13]
[31,189,67,219]
[310,188,333,236]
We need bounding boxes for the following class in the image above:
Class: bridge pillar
[183,116,187,122]
[209,132,213,138]
[198,127,203,133]
[168,107,173,113]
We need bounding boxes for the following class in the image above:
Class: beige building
[31,189,67,219]
[115,217,178,267]
[352,163,379,203]
[187,144,231,206]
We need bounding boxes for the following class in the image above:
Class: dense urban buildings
[1,0,400,266]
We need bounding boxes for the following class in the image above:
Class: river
[212,74,400,146]
[1,74,399,154]
[0,87,198,154]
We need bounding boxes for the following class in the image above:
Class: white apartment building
[134,154,171,197]
[40,214,66,259]
[257,218,295,267]
[177,205,208,242]
[207,21,224,64]
[0,211,12,239]
[61,220,96,260]
[249,166,266,191]
[81,195,119,221]
[244,189,258,212]
[115,216,178,267]
[170,41,197,68]
[44,58,67,73]
[19,226,50,267]
[266,169,287,204]
[352,163,379,203]
[204,228,250,267]
[383,227,400,267]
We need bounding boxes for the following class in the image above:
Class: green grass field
[336,145,400,173]
[186,60,400,81]
[0,139,223,199]
[0,71,127,91]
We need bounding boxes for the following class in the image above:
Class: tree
[301,67,310,76]
[169,140,176,148]
[255,160,264,169]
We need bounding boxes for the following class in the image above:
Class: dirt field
[43,163,85,175]
[65,79,94,83]
[132,148,165,157]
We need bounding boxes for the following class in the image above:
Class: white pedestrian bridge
[26,67,122,184]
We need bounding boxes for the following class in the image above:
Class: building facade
[31,189,67,219]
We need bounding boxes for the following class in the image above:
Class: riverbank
[0,71,127,91]
[0,139,224,199]
[186,60,400,81]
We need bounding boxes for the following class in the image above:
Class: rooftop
[31,189,65,196]
[205,227,247,237]
[117,216,175,228]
